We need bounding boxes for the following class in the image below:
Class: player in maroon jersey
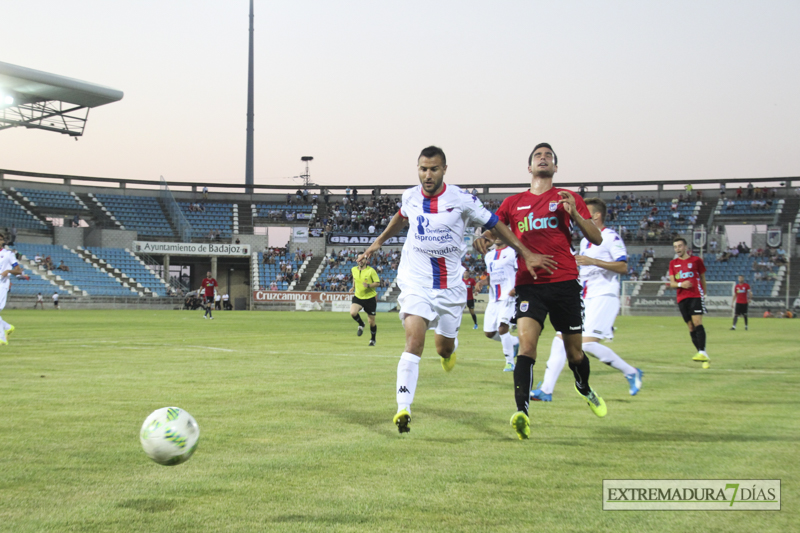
[668,238,708,362]
[476,142,605,440]
[462,271,479,329]
[731,275,752,330]
[199,271,218,320]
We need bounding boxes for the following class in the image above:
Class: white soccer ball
[140,407,200,466]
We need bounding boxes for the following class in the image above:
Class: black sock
[352,315,365,327]
[569,353,591,395]
[733,316,738,326]
[744,315,748,326]
[694,325,706,351]
[690,330,699,350]
[370,325,377,340]
[471,313,478,326]
[513,356,535,415]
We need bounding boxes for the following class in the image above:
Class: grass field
[0,309,796,532]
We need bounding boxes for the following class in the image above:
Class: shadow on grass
[117,499,178,513]
[316,404,511,442]
[593,425,795,444]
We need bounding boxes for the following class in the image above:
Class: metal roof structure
[0,61,123,137]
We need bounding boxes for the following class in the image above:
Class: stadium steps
[299,255,324,290]
[15,255,85,296]
[80,193,124,229]
[236,201,253,234]
[640,257,672,295]
[74,248,145,297]
[6,190,51,228]
[697,198,716,229]
[156,197,181,240]
[775,197,799,228]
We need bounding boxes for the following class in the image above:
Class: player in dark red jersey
[199,271,218,320]
[462,271,479,329]
[668,238,708,362]
[731,275,752,330]
[477,142,605,440]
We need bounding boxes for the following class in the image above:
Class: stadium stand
[12,188,88,212]
[179,202,233,239]
[0,191,49,230]
[7,263,70,297]
[714,198,778,218]
[12,243,137,297]
[93,194,175,238]
[310,253,396,300]
[608,199,700,243]
[257,251,299,290]
[84,247,170,297]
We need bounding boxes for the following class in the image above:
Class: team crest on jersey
[688,263,692,268]
[549,201,558,212]
[520,301,529,312]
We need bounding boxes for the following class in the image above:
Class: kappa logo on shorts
[520,301,529,312]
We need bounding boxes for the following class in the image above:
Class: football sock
[694,325,706,351]
[471,313,478,326]
[583,341,636,376]
[513,355,535,415]
[396,352,420,411]
[541,336,567,395]
[488,332,501,342]
[569,353,592,396]
[690,330,699,350]
[352,315,365,327]
[733,316,738,326]
[500,333,517,363]
[370,325,377,341]
[0,317,6,342]
[743,315,748,326]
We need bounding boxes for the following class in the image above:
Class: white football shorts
[483,298,516,333]
[397,281,466,339]
[582,295,619,340]
[0,284,8,312]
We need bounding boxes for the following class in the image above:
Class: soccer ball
[140,407,200,466]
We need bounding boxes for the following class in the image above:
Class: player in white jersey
[361,146,556,434]
[476,239,519,371]
[0,233,23,345]
[532,198,643,400]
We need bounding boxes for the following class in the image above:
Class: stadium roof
[0,60,123,137]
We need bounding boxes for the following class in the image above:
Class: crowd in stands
[313,193,403,234]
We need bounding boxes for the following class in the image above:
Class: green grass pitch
[0,309,796,532]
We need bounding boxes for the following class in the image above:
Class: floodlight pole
[244,0,255,194]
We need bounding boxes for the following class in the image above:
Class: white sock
[453,338,459,353]
[396,352,420,412]
[488,332,501,342]
[0,317,8,331]
[0,317,6,342]
[583,341,636,375]
[500,332,518,364]
[540,336,567,394]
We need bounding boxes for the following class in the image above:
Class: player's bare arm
[700,272,707,295]
[557,191,602,245]
[670,276,693,290]
[575,255,627,274]
[360,212,408,260]
[1,265,23,278]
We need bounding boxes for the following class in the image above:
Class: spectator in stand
[34,254,42,264]
[57,260,70,272]
[203,186,209,200]
[736,187,743,199]
[720,183,726,197]
[9,226,16,245]
[303,188,309,202]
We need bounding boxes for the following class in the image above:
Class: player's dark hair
[528,142,557,166]
[673,237,687,245]
[584,197,606,221]
[418,146,446,166]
